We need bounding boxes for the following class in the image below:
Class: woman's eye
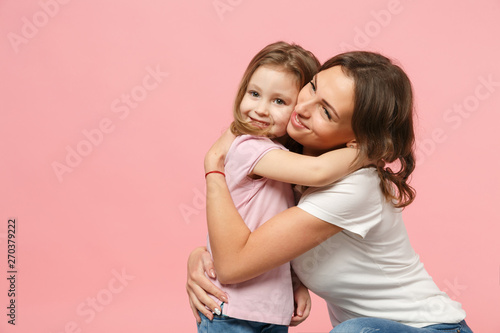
[323,107,331,120]
[309,81,316,92]
[274,99,285,105]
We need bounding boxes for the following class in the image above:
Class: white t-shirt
[292,168,466,328]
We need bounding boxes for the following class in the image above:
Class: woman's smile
[289,111,308,130]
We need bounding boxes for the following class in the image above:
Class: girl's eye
[309,81,316,92]
[249,91,259,97]
[274,99,285,105]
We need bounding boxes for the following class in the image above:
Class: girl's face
[287,66,356,156]
[239,65,300,138]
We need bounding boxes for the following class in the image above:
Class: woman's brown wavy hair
[322,51,416,208]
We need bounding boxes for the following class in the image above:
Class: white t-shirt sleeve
[297,168,384,238]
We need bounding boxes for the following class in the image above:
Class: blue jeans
[197,310,288,333]
[330,317,473,333]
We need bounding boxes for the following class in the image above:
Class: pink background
[1,0,499,332]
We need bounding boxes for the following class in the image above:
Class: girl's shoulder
[231,134,286,151]
[226,135,287,166]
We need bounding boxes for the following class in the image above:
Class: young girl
[199,42,363,332]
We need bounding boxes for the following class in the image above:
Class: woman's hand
[204,129,236,173]
[186,247,228,323]
[290,279,311,326]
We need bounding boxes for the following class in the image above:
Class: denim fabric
[330,317,473,333]
[197,310,288,333]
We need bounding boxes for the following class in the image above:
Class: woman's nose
[295,99,312,117]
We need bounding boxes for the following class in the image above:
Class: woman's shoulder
[325,167,379,189]
[345,166,378,178]
[297,167,387,237]
[301,167,381,204]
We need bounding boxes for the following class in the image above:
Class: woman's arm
[252,146,362,187]
[205,172,342,284]
[186,247,312,326]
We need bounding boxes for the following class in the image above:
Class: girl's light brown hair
[230,41,320,138]
[322,51,416,208]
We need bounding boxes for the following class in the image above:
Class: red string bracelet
[205,171,225,178]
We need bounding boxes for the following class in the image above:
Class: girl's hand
[186,247,228,323]
[290,280,311,326]
[204,129,236,173]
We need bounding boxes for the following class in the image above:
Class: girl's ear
[346,139,358,149]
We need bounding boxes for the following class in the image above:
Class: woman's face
[287,66,356,156]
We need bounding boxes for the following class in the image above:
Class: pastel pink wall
[1,0,499,332]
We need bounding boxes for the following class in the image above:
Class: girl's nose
[255,102,269,116]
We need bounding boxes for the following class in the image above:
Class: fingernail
[210,269,216,278]
[214,308,221,316]
[220,294,228,303]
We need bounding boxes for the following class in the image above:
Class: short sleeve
[225,135,287,177]
[297,168,383,238]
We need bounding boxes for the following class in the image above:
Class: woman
[188,51,472,332]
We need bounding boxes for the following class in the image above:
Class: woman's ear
[346,139,358,149]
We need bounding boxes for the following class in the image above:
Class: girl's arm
[290,269,311,326]
[204,130,342,284]
[205,172,342,284]
[252,146,363,187]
